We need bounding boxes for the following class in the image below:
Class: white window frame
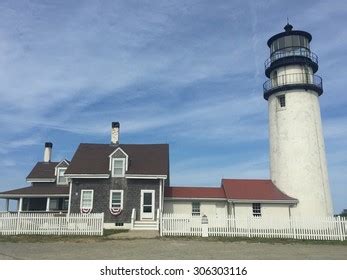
[109,190,124,209]
[112,158,126,177]
[80,190,94,209]
[252,203,261,217]
[192,202,201,216]
[57,167,68,185]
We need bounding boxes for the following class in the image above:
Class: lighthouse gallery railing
[263,73,322,94]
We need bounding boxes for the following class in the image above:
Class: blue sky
[0,0,346,214]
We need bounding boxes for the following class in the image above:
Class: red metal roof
[165,180,297,202]
[165,186,226,199]
[222,179,297,201]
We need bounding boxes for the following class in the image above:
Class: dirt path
[0,239,346,259]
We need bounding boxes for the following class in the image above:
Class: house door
[140,190,155,220]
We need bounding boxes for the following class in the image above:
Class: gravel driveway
[0,238,346,260]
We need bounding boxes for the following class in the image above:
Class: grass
[0,229,129,243]
[1,230,346,245]
[160,235,347,246]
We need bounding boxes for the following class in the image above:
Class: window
[112,158,125,177]
[192,202,201,216]
[110,190,123,209]
[81,190,93,209]
[49,198,59,210]
[57,167,68,185]
[252,203,261,217]
[292,35,300,47]
[277,95,286,108]
[62,198,69,210]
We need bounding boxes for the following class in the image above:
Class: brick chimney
[44,142,52,162]
[111,122,120,145]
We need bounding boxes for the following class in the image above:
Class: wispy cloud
[0,0,346,213]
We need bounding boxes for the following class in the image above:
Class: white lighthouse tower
[264,23,333,217]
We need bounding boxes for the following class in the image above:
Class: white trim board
[126,175,167,179]
[26,179,56,183]
[164,197,227,201]
[64,174,110,178]
[227,199,298,204]
[0,194,69,198]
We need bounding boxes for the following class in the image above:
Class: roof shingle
[65,143,169,176]
[26,162,59,179]
[0,184,69,197]
[222,179,297,201]
[165,186,225,199]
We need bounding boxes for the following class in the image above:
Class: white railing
[160,214,347,241]
[160,214,203,237]
[0,212,104,236]
[131,208,136,230]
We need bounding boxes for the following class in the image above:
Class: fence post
[291,217,297,239]
[337,216,343,241]
[159,211,163,237]
[247,217,251,238]
[101,212,105,236]
[15,212,20,235]
[58,216,62,235]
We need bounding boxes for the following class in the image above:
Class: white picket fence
[160,213,347,241]
[0,212,104,236]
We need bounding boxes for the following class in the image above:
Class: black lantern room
[263,24,323,100]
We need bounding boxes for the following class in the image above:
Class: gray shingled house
[0,122,169,230]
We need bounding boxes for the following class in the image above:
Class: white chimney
[44,142,52,162]
[111,122,120,145]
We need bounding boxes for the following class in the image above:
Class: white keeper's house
[0,24,334,229]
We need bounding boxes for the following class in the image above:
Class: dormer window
[57,167,68,184]
[112,158,125,177]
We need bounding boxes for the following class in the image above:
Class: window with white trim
[110,190,123,209]
[252,203,261,217]
[81,190,93,209]
[112,158,125,177]
[192,202,201,216]
[57,167,68,185]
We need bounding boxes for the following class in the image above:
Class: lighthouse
[263,23,333,217]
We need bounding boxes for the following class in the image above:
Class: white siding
[164,200,228,217]
[164,200,291,220]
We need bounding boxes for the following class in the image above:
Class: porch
[0,185,69,213]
